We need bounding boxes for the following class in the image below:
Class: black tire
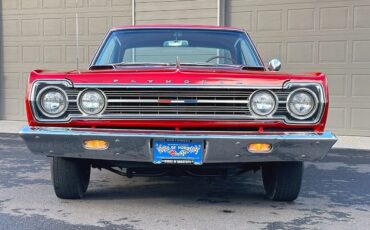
[262,162,303,201]
[52,157,91,199]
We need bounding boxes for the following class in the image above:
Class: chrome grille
[64,88,290,118]
[107,89,250,116]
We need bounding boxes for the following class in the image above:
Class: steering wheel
[205,56,235,64]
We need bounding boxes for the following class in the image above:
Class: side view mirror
[268,59,282,71]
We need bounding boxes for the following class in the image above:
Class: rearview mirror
[163,40,189,47]
[268,59,281,71]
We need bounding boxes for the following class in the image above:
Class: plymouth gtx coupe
[20,25,337,201]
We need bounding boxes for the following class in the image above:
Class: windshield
[93,29,263,67]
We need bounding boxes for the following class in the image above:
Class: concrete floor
[0,134,369,230]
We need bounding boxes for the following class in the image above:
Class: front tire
[262,162,303,201]
[52,157,91,199]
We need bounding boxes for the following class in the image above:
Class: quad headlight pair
[36,87,106,117]
[249,89,318,120]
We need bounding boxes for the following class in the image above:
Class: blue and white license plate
[153,141,203,165]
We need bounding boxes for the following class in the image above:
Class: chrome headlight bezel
[77,89,107,115]
[287,88,319,120]
[36,86,68,118]
[248,90,278,117]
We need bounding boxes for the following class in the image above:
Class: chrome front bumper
[20,126,337,163]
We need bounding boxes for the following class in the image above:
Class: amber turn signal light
[248,143,272,153]
[83,140,109,150]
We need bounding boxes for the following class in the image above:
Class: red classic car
[20,25,337,201]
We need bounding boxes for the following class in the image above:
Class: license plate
[153,141,203,165]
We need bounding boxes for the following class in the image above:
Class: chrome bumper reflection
[20,126,337,163]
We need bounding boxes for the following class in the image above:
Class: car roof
[111,24,245,32]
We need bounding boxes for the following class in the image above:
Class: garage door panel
[3,73,22,90]
[327,107,346,129]
[351,108,370,130]
[227,11,253,31]
[2,19,19,37]
[287,8,315,31]
[66,46,86,64]
[3,46,19,63]
[351,75,370,97]
[352,40,370,63]
[135,0,217,25]
[2,0,18,10]
[286,42,315,64]
[319,6,349,30]
[257,10,283,32]
[319,41,347,64]
[326,74,347,97]
[354,5,370,29]
[136,0,217,12]
[3,99,20,116]
[21,18,40,36]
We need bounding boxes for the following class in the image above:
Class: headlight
[78,89,106,115]
[287,89,318,119]
[249,90,277,116]
[37,86,68,117]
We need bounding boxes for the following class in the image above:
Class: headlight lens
[249,90,277,116]
[288,89,317,119]
[78,89,106,115]
[38,87,68,117]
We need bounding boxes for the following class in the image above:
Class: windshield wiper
[180,63,239,67]
[181,63,266,71]
[89,62,172,70]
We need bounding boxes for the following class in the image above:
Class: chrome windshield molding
[110,27,246,33]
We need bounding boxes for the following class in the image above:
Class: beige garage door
[227,0,370,136]
[134,0,218,25]
[0,0,132,120]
